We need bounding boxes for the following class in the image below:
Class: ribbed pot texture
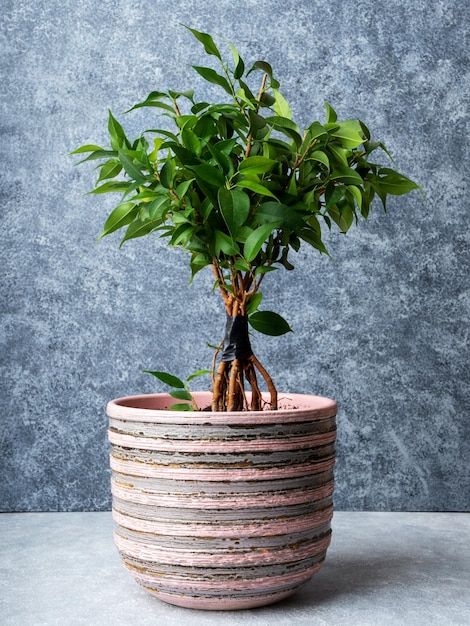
[107,391,337,610]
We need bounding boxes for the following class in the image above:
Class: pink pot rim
[107,391,337,424]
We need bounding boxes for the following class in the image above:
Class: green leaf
[378,169,420,195]
[181,128,202,156]
[265,116,300,132]
[307,150,330,169]
[145,195,170,220]
[171,223,194,246]
[189,164,226,187]
[126,94,175,114]
[99,202,138,238]
[215,229,240,255]
[248,61,278,85]
[246,292,263,315]
[73,149,119,164]
[256,201,304,230]
[89,181,131,194]
[327,204,355,233]
[191,251,212,265]
[248,110,268,132]
[249,310,292,336]
[184,25,222,59]
[235,179,278,199]
[326,185,346,209]
[193,116,217,141]
[118,151,148,183]
[169,403,194,411]
[254,265,277,276]
[207,144,233,176]
[192,102,210,115]
[260,92,276,107]
[328,120,364,149]
[244,223,275,261]
[143,370,185,388]
[108,110,129,151]
[331,165,364,186]
[232,225,253,243]
[279,249,295,270]
[254,201,289,225]
[169,389,193,401]
[175,179,194,199]
[287,175,297,196]
[233,258,251,272]
[148,137,164,162]
[265,138,297,157]
[146,129,180,143]
[214,138,238,155]
[96,160,122,182]
[228,41,245,79]
[238,79,256,102]
[120,218,162,245]
[325,102,337,123]
[168,89,195,102]
[265,116,302,147]
[160,160,175,189]
[327,144,349,167]
[186,369,212,382]
[175,114,198,131]
[298,227,330,255]
[347,185,363,209]
[192,66,233,95]
[364,139,393,159]
[133,189,159,200]
[166,142,200,166]
[239,156,276,175]
[272,89,292,119]
[218,188,250,236]
[70,144,103,154]
[190,253,212,281]
[307,122,329,142]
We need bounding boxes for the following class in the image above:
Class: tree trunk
[211,312,277,412]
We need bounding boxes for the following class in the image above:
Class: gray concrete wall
[1,0,468,511]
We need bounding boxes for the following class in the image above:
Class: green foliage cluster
[73,26,419,334]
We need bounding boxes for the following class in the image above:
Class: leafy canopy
[72,26,420,336]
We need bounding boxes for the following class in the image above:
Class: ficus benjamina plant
[72,25,420,412]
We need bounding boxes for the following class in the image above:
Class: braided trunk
[211,299,277,412]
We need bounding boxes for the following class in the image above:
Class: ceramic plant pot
[107,391,337,610]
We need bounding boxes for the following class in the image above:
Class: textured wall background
[1,0,468,512]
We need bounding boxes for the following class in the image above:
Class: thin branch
[212,261,231,310]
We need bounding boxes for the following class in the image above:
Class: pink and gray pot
[107,391,337,610]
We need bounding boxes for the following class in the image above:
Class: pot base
[144,586,303,610]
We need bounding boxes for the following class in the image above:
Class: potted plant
[73,26,419,610]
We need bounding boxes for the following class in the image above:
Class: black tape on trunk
[221,314,253,362]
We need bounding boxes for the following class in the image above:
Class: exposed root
[211,353,276,412]
[227,359,243,411]
[249,354,278,410]
[211,360,229,412]
[243,360,262,411]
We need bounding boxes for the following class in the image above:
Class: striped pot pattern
[107,391,337,610]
